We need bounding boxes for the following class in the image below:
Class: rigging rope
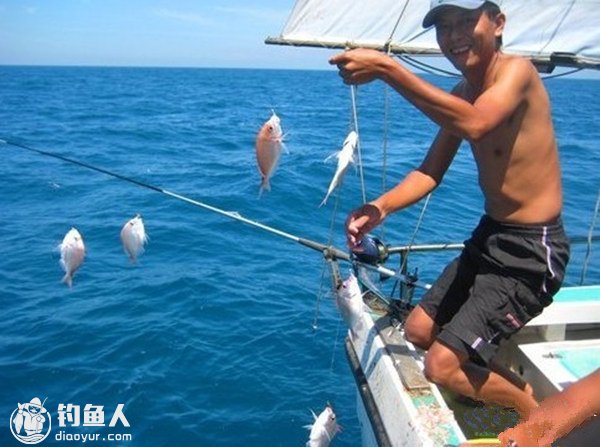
[379,44,396,241]
[541,68,583,80]
[400,193,432,275]
[580,187,600,285]
[385,0,411,50]
[397,55,582,81]
[538,1,576,57]
[399,55,461,78]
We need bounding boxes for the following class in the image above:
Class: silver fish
[335,271,366,340]
[305,405,341,447]
[59,227,85,288]
[120,214,148,263]
[255,111,284,194]
[320,130,357,207]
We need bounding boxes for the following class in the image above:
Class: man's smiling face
[434,6,503,72]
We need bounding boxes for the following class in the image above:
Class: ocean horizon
[3,63,600,79]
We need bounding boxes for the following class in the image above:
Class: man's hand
[499,422,550,447]
[345,203,384,248]
[329,49,391,85]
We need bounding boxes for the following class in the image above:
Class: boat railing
[387,234,598,256]
[380,235,599,303]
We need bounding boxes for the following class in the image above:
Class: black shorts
[419,215,570,365]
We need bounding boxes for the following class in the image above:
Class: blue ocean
[0,66,598,446]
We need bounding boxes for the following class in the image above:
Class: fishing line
[2,138,428,287]
[326,189,345,370]
[400,193,432,274]
[390,193,432,300]
[329,314,343,372]
[312,263,328,331]
[313,171,345,330]
[1,138,328,249]
[580,186,600,285]
[311,186,341,331]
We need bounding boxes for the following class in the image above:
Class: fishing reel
[350,235,388,265]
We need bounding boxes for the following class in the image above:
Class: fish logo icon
[10,397,52,444]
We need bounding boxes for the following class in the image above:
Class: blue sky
[0,0,331,69]
[0,0,598,79]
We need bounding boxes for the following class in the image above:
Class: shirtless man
[330,0,570,419]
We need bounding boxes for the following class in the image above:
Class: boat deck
[518,339,600,391]
[527,285,600,327]
[504,285,600,400]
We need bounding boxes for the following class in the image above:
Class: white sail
[266,0,600,70]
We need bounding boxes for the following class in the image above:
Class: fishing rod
[1,138,429,288]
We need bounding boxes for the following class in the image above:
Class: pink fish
[59,227,85,287]
[120,214,148,263]
[255,111,284,194]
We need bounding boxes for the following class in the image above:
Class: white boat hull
[345,311,466,446]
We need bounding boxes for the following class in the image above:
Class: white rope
[350,85,367,204]
[379,0,409,203]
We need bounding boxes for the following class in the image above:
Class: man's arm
[373,128,461,216]
[346,128,461,247]
[330,49,533,142]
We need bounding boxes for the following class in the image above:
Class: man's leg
[489,358,535,398]
[403,304,439,349]
[424,340,538,419]
[405,302,536,402]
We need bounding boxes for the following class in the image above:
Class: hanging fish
[305,404,341,447]
[120,214,148,263]
[255,110,284,195]
[59,227,85,288]
[335,271,367,340]
[319,130,357,207]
